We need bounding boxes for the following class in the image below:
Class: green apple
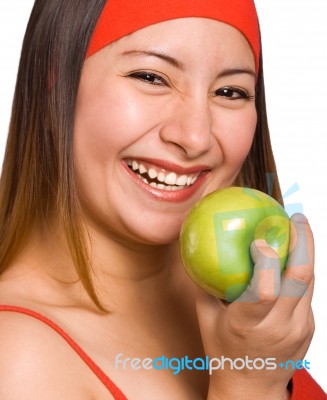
[179,187,290,302]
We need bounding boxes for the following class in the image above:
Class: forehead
[108,18,255,69]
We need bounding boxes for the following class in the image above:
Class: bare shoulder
[0,310,98,399]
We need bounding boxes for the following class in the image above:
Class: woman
[0,0,325,398]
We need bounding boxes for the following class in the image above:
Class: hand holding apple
[180,187,290,302]
[192,205,315,399]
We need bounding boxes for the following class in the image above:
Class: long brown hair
[236,44,283,202]
[0,1,282,308]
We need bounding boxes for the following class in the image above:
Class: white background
[0,1,326,390]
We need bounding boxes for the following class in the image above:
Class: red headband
[87,0,260,73]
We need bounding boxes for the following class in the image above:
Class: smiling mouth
[127,159,201,191]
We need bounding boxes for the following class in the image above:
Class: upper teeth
[128,160,199,188]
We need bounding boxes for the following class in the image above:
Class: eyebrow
[121,50,184,70]
[217,68,256,79]
[121,50,256,79]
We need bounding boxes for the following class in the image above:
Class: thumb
[195,286,226,336]
[234,239,281,318]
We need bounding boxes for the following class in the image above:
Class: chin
[115,213,184,246]
[133,222,182,246]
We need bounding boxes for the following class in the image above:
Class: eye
[127,71,169,86]
[213,86,255,101]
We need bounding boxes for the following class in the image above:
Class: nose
[159,97,213,159]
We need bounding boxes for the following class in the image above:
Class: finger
[304,275,315,314]
[292,275,314,318]
[233,239,281,321]
[195,287,226,348]
[271,276,314,328]
[277,213,314,314]
[195,287,225,327]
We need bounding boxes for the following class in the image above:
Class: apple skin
[179,187,290,302]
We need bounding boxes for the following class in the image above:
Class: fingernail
[291,213,308,223]
[252,239,268,248]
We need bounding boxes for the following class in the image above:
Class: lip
[131,158,210,175]
[122,158,211,202]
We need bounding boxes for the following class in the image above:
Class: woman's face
[74,18,257,244]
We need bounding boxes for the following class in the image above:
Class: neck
[8,220,192,312]
[84,223,189,310]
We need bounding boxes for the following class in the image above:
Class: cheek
[75,82,158,158]
[216,107,257,167]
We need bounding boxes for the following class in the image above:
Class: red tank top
[0,305,325,399]
[0,305,127,399]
